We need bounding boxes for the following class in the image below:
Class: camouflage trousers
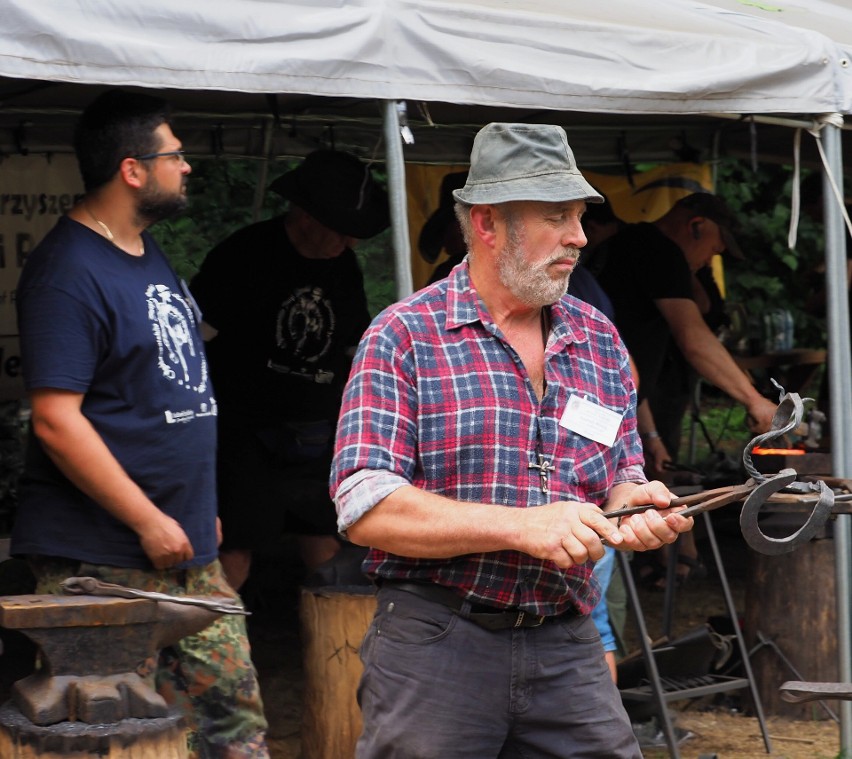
[29,556,269,759]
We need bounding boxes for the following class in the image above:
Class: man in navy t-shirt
[12,89,269,759]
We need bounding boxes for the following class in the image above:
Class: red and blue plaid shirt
[331,262,645,616]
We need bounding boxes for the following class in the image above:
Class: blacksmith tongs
[604,480,760,524]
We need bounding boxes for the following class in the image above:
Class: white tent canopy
[1,1,852,752]
[3,0,852,113]
[3,0,852,167]
[706,0,852,58]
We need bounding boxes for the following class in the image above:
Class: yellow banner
[585,163,713,223]
[406,163,469,290]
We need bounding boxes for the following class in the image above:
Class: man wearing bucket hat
[331,123,694,758]
[191,150,389,592]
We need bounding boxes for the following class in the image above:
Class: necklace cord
[85,203,115,242]
[84,203,144,255]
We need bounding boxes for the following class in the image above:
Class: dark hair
[74,89,172,192]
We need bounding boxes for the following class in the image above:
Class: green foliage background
[688,161,832,462]
[148,155,836,465]
[0,155,837,531]
[714,160,829,350]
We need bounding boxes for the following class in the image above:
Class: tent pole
[822,121,852,751]
[383,100,414,300]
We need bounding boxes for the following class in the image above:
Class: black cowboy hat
[270,150,390,239]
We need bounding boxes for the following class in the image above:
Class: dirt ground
[245,521,843,759]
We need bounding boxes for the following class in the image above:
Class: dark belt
[385,581,570,632]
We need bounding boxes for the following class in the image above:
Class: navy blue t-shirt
[567,264,615,321]
[12,216,218,569]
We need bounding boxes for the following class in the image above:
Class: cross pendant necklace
[528,453,554,494]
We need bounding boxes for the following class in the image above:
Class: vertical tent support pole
[383,100,413,301]
[823,120,852,752]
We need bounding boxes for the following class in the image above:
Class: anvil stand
[617,510,772,758]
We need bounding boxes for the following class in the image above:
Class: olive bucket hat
[453,123,603,206]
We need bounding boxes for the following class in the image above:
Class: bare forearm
[678,332,760,406]
[346,486,524,558]
[659,300,773,426]
[636,399,672,472]
[677,332,777,431]
[346,480,691,569]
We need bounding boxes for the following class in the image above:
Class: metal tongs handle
[605,482,756,522]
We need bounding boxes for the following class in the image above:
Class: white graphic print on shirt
[146,283,216,424]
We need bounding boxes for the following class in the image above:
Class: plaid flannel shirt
[331,263,645,616]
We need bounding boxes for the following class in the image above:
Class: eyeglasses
[132,150,187,164]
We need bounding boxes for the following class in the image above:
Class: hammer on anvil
[0,577,245,727]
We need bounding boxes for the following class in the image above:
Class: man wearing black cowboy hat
[190,150,389,591]
[419,170,469,284]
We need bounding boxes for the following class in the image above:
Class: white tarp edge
[3,0,852,115]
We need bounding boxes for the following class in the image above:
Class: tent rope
[788,112,852,249]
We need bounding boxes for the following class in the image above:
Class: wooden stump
[744,530,838,719]
[299,586,377,759]
[0,703,187,758]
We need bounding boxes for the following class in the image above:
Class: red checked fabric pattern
[331,262,645,617]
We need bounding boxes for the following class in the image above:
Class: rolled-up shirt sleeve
[334,469,411,534]
[612,463,647,486]
[331,314,420,532]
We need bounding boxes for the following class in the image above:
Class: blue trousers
[591,547,617,652]
[356,584,640,758]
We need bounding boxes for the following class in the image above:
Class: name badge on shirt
[559,395,623,448]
